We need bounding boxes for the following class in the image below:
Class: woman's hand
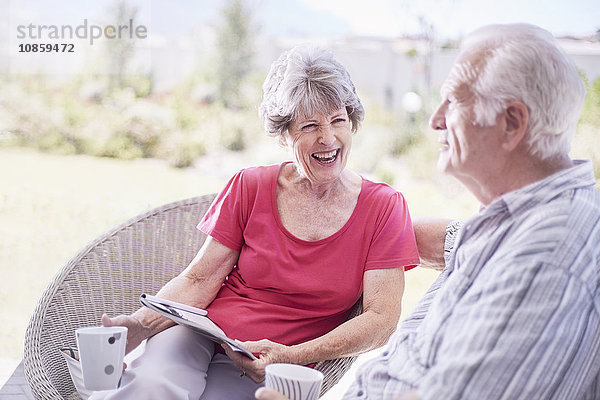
[222,339,292,383]
[98,237,240,357]
[101,314,150,355]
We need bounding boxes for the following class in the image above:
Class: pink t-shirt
[197,163,419,346]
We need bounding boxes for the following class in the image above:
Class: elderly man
[256,23,600,400]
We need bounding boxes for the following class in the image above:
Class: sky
[285,0,600,39]
[3,0,599,41]
[146,0,600,39]
[2,0,598,79]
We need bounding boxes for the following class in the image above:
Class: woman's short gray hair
[258,46,364,142]
[462,23,586,160]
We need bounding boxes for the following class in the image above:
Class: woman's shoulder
[361,177,404,200]
[234,163,283,186]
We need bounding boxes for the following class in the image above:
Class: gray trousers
[89,325,263,400]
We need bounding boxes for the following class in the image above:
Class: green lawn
[0,147,227,360]
[0,146,473,364]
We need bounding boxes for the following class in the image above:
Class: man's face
[429,52,504,183]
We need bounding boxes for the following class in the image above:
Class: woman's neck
[285,163,359,200]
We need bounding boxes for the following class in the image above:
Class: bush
[573,76,600,183]
[0,72,269,168]
[100,133,144,160]
[36,132,80,155]
[217,108,261,152]
[112,101,175,158]
[156,130,207,168]
[123,73,154,98]
[581,77,600,126]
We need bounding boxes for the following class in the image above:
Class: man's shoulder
[555,186,600,261]
[499,185,600,279]
[517,182,600,231]
[571,183,600,212]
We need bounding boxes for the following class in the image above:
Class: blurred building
[255,35,600,111]
[144,32,600,111]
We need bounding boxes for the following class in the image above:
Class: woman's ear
[502,101,529,152]
[281,129,293,148]
[279,130,289,148]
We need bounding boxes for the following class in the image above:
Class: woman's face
[285,107,352,185]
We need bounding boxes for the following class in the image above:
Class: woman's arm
[102,236,239,354]
[225,267,405,382]
[288,267,405,362]
[412,217,452,271]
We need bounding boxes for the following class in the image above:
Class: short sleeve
[197,170,248,251]
[365,192,420,271]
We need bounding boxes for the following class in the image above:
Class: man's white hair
[462,23,586,160]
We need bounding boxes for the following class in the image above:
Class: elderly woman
[93,46,420,399]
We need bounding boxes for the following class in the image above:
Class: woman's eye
[301,124,318,132]
[332,118,347,125]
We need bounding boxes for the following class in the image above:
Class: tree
[215,0,256,108]
[105,0,138,90]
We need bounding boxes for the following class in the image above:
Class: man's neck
[461,153,574,206]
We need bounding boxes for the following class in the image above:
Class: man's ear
[502,101,529,152]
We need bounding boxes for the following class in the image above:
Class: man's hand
[254,387,421,400]
[255,387,289,400]
[397,391,421,400]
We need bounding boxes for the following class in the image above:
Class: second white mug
[265,363,324,400]
[75,326,128,391]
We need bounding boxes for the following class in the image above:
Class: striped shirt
[344,160,600,400]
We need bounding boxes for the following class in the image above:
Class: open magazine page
[139,294,257,360]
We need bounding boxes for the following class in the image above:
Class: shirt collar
[481,160,596,217]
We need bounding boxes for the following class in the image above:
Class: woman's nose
[318,125,335,145]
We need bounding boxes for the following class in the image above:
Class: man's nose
[429,103,447,130]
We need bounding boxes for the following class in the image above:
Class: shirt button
[382,351,389,357]
[357,390,364,396]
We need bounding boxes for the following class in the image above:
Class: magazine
[139,293,257,360]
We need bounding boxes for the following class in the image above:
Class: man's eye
[446,98,457,110]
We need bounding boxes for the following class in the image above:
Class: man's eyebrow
[440,82,454,100]
[440,85,449,99]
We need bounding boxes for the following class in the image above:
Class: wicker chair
[24,193,362,399]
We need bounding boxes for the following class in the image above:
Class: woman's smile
[311,149,340,164]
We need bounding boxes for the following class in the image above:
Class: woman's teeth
[312,149,339,164]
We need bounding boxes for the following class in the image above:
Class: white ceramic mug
[265,363,324,400]
[75,326,127,390]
